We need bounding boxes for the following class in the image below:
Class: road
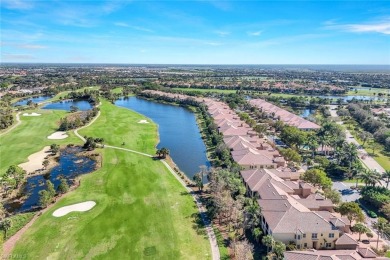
[328,105,387,188]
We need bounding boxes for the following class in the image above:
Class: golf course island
[1,98,212,259]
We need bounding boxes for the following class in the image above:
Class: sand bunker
[138,120,149,124]
[23,113,41,116]
[19,146,51,173]
[52,201,96,217]
[47,131,68,140]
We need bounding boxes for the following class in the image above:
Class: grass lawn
[111,87,123,94]
[1,212,35,240]
[0,109,81,175]
[347,87,390,96]
[79,100,157,155]
[11,100,211,259]
[344,123,390,171]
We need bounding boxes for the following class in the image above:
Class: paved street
[328,105,387,188]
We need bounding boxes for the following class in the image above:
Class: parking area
[332,181,361,202]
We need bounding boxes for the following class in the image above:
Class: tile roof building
[249,98,321,131]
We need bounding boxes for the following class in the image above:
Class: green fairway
[0,109,81,175]
[11,100,211,259]
[79,100,157,154]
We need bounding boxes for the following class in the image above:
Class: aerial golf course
[5,97,211,259]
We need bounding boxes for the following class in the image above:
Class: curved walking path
[73,102,101,142]
[0,112,21,136]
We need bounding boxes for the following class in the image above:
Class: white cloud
[247,31,262,36]
[1,0,33,10]
[325,19,390,35]
[114,22,154,33]
[2,53,34,60]
[214,30,230,37]
[18,44,47,49]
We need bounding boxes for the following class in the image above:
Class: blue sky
[1,0,389,64]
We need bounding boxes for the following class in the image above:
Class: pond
[300,108,316,118]
[13,96,52,106]
[42,100,92,111]
[115,97,211,181]
[6,147,96,213]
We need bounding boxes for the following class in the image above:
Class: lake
[13,96,52,106]
[6,147,96,213]
[42,100,92,111]
[115,97,211,181]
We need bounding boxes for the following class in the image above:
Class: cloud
[18,44,47,49]
[1,0,33,10]
[324,19,390,35]
[214,30,230,37]
[2,53,35,60]
[247,31,262,36]
[114,22,154,33]
[151,36,222,46]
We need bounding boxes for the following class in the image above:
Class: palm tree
[357,169,381,187]
[0,218,12,239]
[352,223,370,241]
[382,170,390,188]
[262,234,274,253]
[159,148,170,159]
[373,217,390,250]
[357,169,372,187]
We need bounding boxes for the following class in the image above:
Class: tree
[323,188,341,205]
[38,190,52,208]
[193,172,203,191]
[381,170,390,189]
[46,180,56,198]
[42,159,49,169]
[372,217,390,250]
[280,126,307,150]
[338,202,365,223]
[262,235,274,253]
[380,202,390,219]
[83,137,97,151]
[301,169,332,190]
[5,165,26,188]
[272,241,286,260]
[352,223,370,241]
[57,178,69,194]
[232,239,254,260]
[50,144,60,155]
[358,169,381,187]
[358,131,373,146]
[159,147,170,159]
[0,218,12,239]
[0,203,6,220]
[279,148,302,163]
[70,105,79,113]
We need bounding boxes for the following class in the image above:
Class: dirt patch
[47,131,68,139]
[19,146,51,173]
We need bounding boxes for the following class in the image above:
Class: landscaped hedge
[360,186,390,210]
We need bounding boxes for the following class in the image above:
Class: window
[326,243,332,248]
[312,233,318,239]
[297,235,301,240]
[303,234,306,238]
[304,243,307,248]
[329,233,334,238]
[297,245,300,249]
